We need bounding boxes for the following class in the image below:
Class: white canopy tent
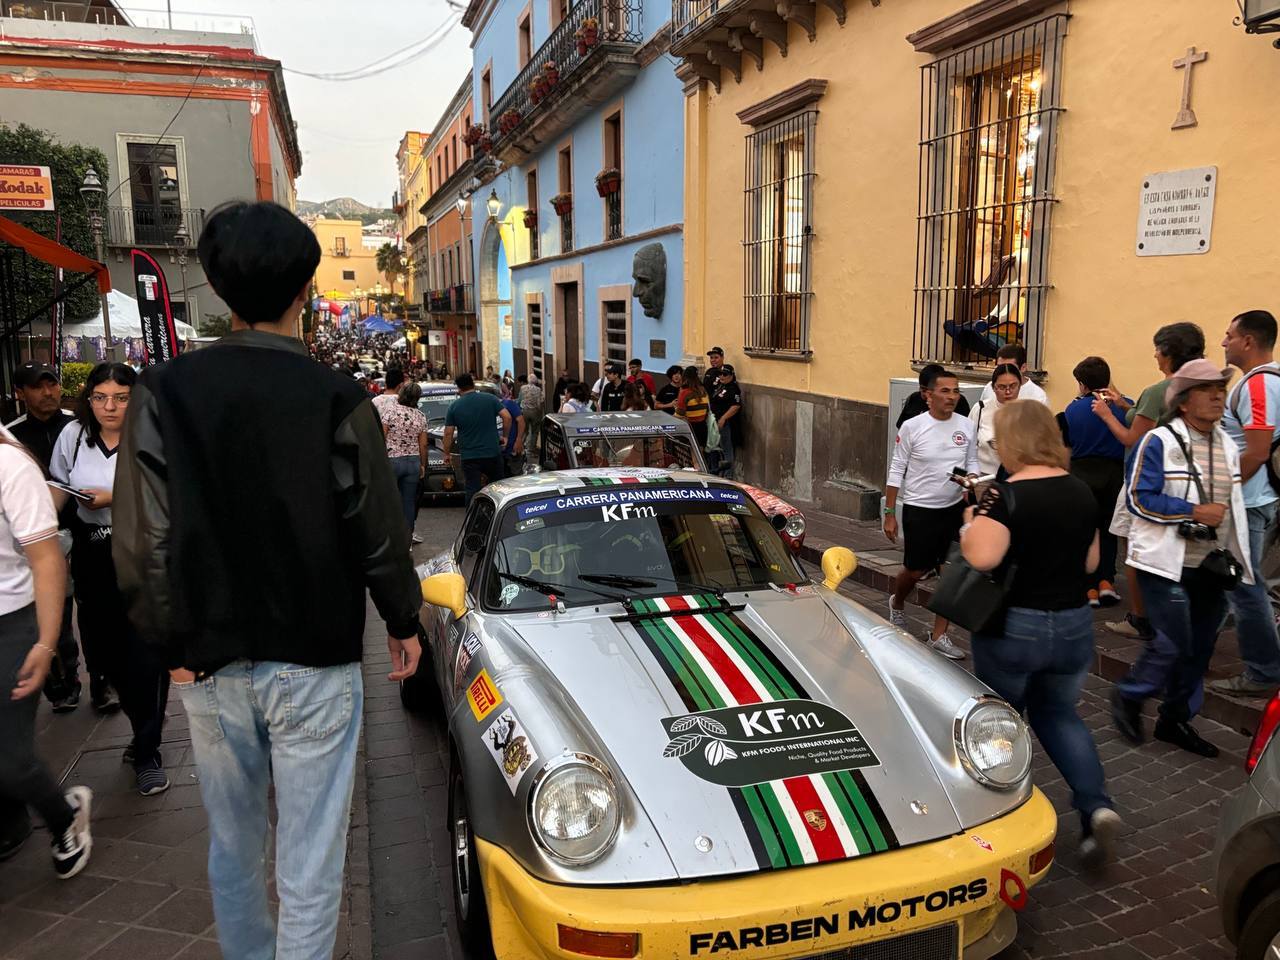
[63,290,198,341]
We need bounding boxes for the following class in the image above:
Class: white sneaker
[929,634,967,660]
[52,785,92,880]
[1080,807,1123,867]
[411,534,424,545]
[887,601,907,629]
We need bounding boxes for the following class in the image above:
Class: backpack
[1228,367,1280,494]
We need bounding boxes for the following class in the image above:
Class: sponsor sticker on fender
[452,633,481,696]
[688,878,989,953]
[466,669,503,722]
[661,698,880,788]
[482,708,538,794]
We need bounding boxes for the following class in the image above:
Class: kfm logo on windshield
[601,502,656,522]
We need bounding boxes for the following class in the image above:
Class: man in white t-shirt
[978,343,1049,407]
[884,369,978,660]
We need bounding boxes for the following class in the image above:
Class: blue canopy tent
[361,315,399,334]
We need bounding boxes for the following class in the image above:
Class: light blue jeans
[1229,502,1280,684]
[178,660,363,960]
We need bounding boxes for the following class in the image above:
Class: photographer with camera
[1119,359,1251,757]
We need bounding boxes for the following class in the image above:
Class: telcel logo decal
[689,879,989,954]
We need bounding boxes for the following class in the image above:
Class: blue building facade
[463,0,684,392]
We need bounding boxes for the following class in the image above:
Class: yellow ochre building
[674,0,1280,514]
[312,218,384,307]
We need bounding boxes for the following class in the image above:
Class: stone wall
[737,382,887,520]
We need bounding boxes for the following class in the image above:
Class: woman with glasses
[967,363,1022,477]
[50,363,169,797]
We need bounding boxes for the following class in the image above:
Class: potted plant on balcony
[478,134,494,154]
[595,168,621,197]
[550,193,573,216]
[498,109,522,135]
[462,123,486,146]
[543,60,560,85]
[529,74,550,103]
[574,16,600,55]
[522,209,538,230]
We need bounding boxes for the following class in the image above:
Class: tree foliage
[375,242,406,299]
[0,124,110,323]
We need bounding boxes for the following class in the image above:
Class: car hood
[510,590,971,880]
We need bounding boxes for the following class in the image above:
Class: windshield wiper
[497,571,626,604]
[581,572,728,597]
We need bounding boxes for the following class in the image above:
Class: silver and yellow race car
[409,467,1056,960]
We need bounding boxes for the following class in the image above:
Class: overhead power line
[284,18,459,82]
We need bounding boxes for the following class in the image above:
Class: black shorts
[901,501,965,573]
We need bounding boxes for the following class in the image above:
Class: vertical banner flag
[131,249,179,365]
[50,215,64,379]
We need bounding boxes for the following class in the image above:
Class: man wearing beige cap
[1120,358,1251,757]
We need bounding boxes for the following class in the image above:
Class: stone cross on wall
[1172,46,1208,130]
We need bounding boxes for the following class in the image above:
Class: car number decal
[629,595,898,870]
[466,669,503,722]
[482,708,539,794]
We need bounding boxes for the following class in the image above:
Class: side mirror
[421,572,468,619]
[820,547,857,590]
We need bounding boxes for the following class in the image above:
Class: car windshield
[569,434,703,470]
[419,396,455,422]
[483,484,802,612]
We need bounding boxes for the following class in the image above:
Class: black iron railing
[428,283,475,314]
[490,0,642,146]
[560,212,574,253]
[106,205,205,248]
[672,0,738,43]
[605,190,622,241]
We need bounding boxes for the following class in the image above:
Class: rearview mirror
[820,547,857,590]
[421,572,468,619]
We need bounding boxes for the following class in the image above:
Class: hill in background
[298,197,394,225]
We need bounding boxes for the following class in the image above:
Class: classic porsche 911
[409,467,1056,960]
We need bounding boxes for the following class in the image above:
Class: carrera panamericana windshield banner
[131,249,179,365]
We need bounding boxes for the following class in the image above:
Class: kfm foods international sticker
[483,709,538,794]
[660,699,880,787]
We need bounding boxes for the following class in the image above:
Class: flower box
[498,109,522,135]
[462,123,486,146]
[595,168,621,197]
[478,135,494,154]
[550,193,573,216]
[574,18,600,54]
[544,61,560,84]
[523,210,538,229]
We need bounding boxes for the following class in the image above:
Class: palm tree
[375,243,406,309]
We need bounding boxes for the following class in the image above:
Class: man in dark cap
[703,347,726,394]
[5,363,97,713]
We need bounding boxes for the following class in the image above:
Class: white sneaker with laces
[52,785,92,880]
[887,601,907,629]
[1080,807,1123,867]
[929,634,967,660]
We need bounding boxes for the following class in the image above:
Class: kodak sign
[0,165,54,211]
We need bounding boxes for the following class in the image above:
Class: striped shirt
[677,388,709,423]
[1222,362,1280,508]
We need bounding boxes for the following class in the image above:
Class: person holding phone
[49,363,170,797]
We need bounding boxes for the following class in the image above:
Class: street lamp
[1241,0,1280,31]
[455,192,470,217]
[486,189,502,221]
[173,220,190,332]
[78,167,114,357]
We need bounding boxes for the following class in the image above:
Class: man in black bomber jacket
[113,201,422,959]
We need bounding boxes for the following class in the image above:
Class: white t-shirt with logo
[0,443,59,616]
[50,423,117,526]
[888,412,979,508]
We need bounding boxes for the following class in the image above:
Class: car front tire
[398,627,440,714]
[1239,887,1280,960]
[450,765,496,960]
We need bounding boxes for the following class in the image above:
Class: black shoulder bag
[1167,427,1244,592]
[926,483,1017,634]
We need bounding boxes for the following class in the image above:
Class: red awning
[0,215,111,294]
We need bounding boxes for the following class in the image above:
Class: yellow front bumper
[478,787,1056,960]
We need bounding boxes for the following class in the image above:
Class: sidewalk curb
[798,536,1265,736]
[344,733,375,960]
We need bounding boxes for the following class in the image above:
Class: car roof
[546,411,692,435]
[480,467,743,510]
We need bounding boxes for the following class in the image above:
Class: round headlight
[954,697,1032,789]
[529,755,619,864]
[784,514,806,539]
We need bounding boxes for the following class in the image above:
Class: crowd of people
[887,316,1280,864]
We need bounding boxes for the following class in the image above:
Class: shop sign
[0,165,54,211]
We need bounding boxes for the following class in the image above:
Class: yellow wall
[684,0,1280,410]
[312,219,381,300]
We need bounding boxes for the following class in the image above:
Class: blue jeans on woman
[389,455,420,534]
[973,605,1112,831]
[1137,567,1230,724]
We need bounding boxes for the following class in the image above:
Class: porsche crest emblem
[803,809,828,832]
